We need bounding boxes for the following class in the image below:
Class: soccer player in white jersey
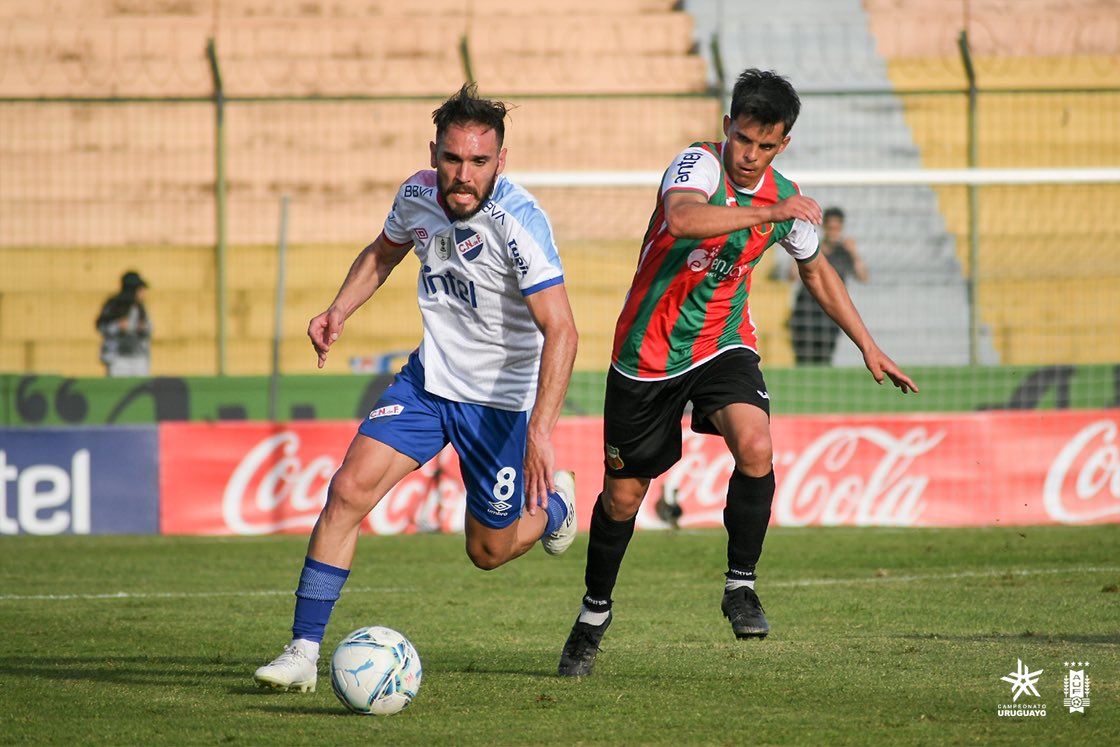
[254,84,579,692]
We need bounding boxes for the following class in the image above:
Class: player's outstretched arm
[664,191,822,240]
[308,232,413,369]
[521,283,579,514]
[797,255,918,394]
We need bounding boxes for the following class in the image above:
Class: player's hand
[308,307,345,369]
[523,427,556,516]
[863,347,919,394]
[767,195,823,224]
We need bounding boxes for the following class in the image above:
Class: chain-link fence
[2,4,1118,407]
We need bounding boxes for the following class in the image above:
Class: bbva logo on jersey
[454,227,484,261]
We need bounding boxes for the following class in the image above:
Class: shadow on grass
[0,655,258,686]
[244,703,351,717]
[436,662,558,678]
[898,632,1120,645]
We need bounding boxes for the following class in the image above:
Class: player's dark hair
[729,69,801,136]
[823,206,845,222]
[432,83,509,148]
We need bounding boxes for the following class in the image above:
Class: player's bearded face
[432,124,507,221]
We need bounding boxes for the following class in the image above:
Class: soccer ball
[329,626,422,715]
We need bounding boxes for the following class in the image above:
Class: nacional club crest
[605,444,625,471]
[454,227,484,261]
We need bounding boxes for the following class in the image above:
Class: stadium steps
[0,1,743,375]
[865,0,1120,60]
[684,0,991,366]
[982,276,1120,364]
[878,52,1120,365]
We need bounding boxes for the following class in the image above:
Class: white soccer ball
[329,626,422,715]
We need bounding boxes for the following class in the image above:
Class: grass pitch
[1,525,1117,746]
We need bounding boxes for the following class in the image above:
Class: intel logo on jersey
[422,265,478,308]
[454,227,484,261]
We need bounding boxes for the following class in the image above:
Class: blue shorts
[357,352,527,529]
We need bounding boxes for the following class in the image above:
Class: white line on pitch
[0,587,399,602]
[1,566,1116,603]
[769,566,1120,588]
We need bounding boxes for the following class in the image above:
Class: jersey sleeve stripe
[495,178,562,270]
[795,246,821,263]
[381,231,410,248]
[664,186,713,198]
[521,275,564,297]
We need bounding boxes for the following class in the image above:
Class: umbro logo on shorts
[368,404,405,420]
[757,390,769,400]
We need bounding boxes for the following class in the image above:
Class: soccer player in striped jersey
[254,84,579,693]
[558,69,918,677]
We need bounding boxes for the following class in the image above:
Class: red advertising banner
[159,410,1120,535]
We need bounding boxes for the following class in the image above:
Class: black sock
[582,493,637,612]
[724,469,775,581]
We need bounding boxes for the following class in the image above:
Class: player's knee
[324,472,375,519]
[602,487,645,521]
[730,435,773,476]
[466,544,505,571]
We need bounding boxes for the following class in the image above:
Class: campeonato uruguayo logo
[996,658,1096,718]
[997,659,1046,718]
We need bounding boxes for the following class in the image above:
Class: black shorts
[603,348,770,479]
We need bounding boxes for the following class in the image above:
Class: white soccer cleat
[542,470,577,556]
[253,644,318,692]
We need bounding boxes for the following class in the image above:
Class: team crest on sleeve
[454,227,484,261]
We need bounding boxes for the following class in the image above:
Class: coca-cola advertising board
[159,410,1120,535]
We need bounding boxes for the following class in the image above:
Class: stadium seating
[685,0,987,367]
[3,0,1116,375]
[864,0,1120,364]
[685,0,1119,366]
[0,0,713,375]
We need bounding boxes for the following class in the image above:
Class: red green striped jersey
[611,140,815,379]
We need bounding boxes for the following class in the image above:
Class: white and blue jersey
[381,171,565,412]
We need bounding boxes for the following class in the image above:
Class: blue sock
[291,557,349,643]
[542,492,569,536]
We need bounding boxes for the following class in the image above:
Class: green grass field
[2,525,1117,746]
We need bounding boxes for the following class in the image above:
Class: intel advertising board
[0,427,159,535]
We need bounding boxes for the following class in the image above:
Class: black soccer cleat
[557,612,612,677]
[721,586,770,639]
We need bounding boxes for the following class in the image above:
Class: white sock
[577,605,611,626]
[725,578,756,592]
[290,638,320,661]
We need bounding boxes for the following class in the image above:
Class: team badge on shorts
[605,443,625,471]
[368,404,404,420]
